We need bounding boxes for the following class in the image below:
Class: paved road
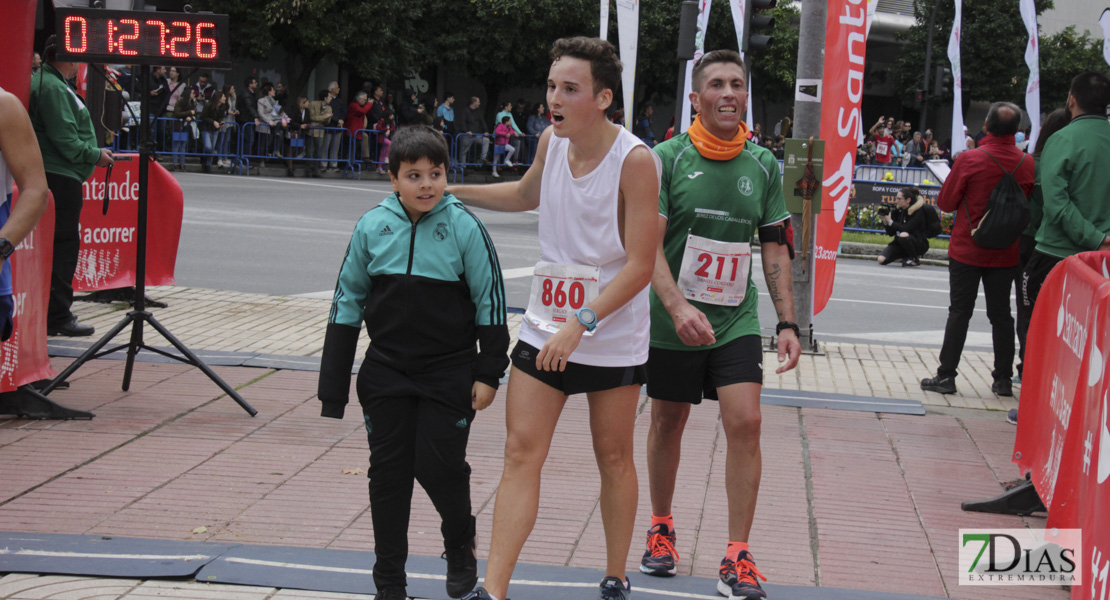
[172,172,1003,349]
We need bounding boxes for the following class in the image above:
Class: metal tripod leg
[145,314,258,416]
[39,311,137,395]
[122,312,145,392]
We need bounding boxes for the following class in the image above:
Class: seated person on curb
[317,126,510,600]
[876,187,930,268]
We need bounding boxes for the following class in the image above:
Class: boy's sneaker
[640,523,679,577]
[717,551,767,600]
[921,375,957,394]
[443,524,478,598]
[460,588,504,600]
[598,576,631,600]
[992,378,1013,397]
[374,586,407,600]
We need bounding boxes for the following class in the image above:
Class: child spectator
[318,126,509,600]
[492,115,516,177]
[376,109,397,175]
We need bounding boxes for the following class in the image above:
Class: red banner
[75,156,183,291]
[1012,252,1110,599]
[813,0,869,315]
[0,192,57,392]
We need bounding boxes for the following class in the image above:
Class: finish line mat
[760,388,925,415]
[0,532,947,599]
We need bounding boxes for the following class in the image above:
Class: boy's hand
[472,381,496,410]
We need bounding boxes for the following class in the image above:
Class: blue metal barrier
[853,164,939,185]
[453,133,538,172]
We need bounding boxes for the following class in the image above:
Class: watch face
[581,309,596,324]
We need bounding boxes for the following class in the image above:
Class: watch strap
[776,321,800,337]
[0,238,13,259]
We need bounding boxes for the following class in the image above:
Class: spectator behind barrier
[876,187,929,267]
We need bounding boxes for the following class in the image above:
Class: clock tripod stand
[37,64,256,416]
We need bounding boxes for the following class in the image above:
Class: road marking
[187,172,391,194]
[0,548,212,561]
[221,558,719,599]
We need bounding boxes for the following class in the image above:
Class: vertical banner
[948,0,966,159]
[600,0,610,41]
[1100,9,1110,67]
[1020,0,1041,150]
[812,0,869,315]
[0,193,56,391]
[680,0,713,134]
[727,0,753,128]
[615,0,639,132]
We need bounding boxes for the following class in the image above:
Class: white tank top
[0,147,12,202]
[519,126,661,367]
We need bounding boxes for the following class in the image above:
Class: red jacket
[345,101,373,138]
[936,134,1035,267]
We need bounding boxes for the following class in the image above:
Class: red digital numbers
[64,15,88,53]
[169,21,192,57]
[109,18,140,56]
[693,254,740,281]
[540,279,585,309]
[195,22,217,58]
[146,20,170,55]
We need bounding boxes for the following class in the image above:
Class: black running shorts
[646,334,764,404]
[510,341,647,395]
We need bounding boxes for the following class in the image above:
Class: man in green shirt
[30,39,114,337]
[640,50,800,600]
[1015,70,1110,424]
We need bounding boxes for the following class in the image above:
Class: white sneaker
[492,171,500,178]
[504,159,514,168]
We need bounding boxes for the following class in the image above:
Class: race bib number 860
[525,262,600,335]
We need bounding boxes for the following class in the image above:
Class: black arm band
[758,221,795,260]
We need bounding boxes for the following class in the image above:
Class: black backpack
[922,203,943,238]
[963,149,1030,248]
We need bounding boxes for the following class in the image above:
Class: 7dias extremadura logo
[959,529,1082,585]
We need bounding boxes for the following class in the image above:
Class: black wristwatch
[0,238,13,260]
[776,321,800,337]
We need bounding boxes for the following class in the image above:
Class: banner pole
[789,0,825,353]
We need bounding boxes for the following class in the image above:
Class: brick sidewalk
[0,288,1053,600]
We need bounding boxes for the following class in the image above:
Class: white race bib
[876,141,889,156]
[524,262,600,335]
[676,234,751,306]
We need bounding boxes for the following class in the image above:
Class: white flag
[1021,0,1040,150]
[1101,9,1110,67]
[728,0,753,128]
[615,0,638,131]
[680,0,713,133]
[600,0,609,41]
[948,0,966,159]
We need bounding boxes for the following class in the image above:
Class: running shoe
[460,588,504,600]
[598,576,631,600]
[717,551,767,600]
[443,518,478,598]
[1007,408,1019,425]
[640,522,679,576]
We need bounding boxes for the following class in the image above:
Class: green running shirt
[651,133,789,350]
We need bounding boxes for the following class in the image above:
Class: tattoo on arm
[767,263,786,320]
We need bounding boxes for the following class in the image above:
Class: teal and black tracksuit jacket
[318,192,509,589]
[318,192,510,417]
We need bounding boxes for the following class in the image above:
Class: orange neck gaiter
[687,114,749,160]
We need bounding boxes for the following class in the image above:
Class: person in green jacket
[30,39,114,337]
[1014,71,1110,424]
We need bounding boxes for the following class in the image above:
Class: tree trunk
[285,52,323,102]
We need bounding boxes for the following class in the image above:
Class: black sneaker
[921,375,957,394]
[640,522,679,577]
[460,588,504,600]
[443,518,478,598]
[992,379,1013,397]
[598,576,631,600]
[717,551,767,600]
[902,257,921,268]
[373,586,407,600]
[1007,408,1019,425]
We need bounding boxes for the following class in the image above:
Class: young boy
[318,126,510,600]
[492,115,516,177]
[449,37,661,600]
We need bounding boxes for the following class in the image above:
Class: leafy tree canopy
[1039,26,1107,110]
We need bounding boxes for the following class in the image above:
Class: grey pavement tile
[0,574,140,600]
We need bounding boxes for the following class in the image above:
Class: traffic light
[744,0,776,53]
[934,66,952,96]
[913,89,926,109]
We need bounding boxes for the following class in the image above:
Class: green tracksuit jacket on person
[30,63,100,183]
[1034,115,1110,258]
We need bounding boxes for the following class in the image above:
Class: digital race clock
[54,8,231,69]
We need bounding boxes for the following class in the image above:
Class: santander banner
[76,156,183,292]
[1013,252,1110,600]
[813,0,869,315]
[0,193,57,392]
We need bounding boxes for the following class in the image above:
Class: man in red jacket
[921,101,1034,397]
